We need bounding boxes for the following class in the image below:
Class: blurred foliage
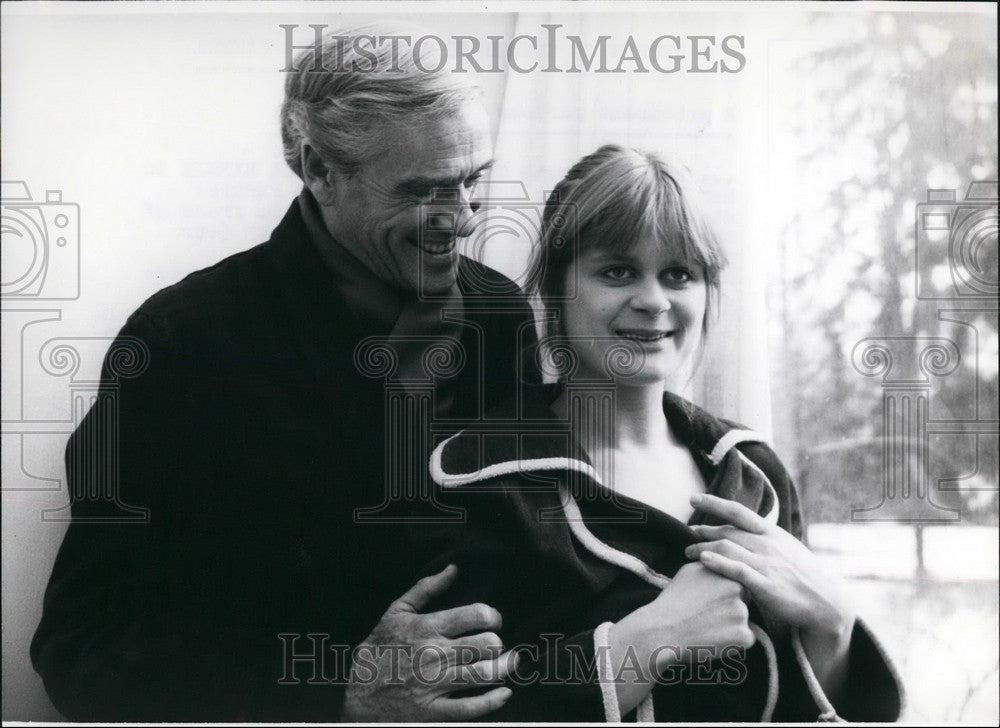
[772,12,998,527]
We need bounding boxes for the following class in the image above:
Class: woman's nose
[629,278,672,315]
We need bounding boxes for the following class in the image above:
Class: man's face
[318,101,494,296]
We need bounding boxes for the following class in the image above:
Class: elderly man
[31,28,535,721]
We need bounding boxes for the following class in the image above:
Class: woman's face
[558,234,707,388]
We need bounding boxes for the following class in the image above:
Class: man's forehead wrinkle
[379,129,492,191]
[398,158,494,191]
[398,134,485,170]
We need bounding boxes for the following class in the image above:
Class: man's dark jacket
[30,200,539,721]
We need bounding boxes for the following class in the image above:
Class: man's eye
[404,187,434,201]
[430,186,463,202]
[600,266,633,281]
[464,175,483,190]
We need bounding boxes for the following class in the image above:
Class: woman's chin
[611,368,671,388]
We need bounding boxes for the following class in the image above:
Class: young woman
[414,145,904,721]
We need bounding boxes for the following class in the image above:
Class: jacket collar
[263,197,499,371]
[262,199,521,433]
[296,187,403,335]
[430,383,769,488]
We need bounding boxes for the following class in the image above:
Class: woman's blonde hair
[530,144,727,340]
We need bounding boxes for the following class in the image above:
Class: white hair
[280,24,482,178]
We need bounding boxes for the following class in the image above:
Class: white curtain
[474,12,775,435]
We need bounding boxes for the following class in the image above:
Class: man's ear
[301,142,339,205]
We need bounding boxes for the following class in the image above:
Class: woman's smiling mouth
[615,329,673,342]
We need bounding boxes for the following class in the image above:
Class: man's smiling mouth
[413,237,457,256]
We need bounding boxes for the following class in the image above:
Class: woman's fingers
[696,549,768,594]
[685,538,765,573]
[688,523,755,547]
[690,493,769,534]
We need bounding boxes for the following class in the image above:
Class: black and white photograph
[2,1,997,723]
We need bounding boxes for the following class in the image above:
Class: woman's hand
[642,561,756,669]
[685,493,855,639]
[616,563,756,669]
[684,493,856,701]
[606,561,755,717]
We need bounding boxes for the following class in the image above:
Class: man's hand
[342,564,518,722]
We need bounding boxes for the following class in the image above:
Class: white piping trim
[791,627,844,722]
[736,450,781,527]
[750,623,780,722]
[708,429,769,465]
[429,432,601,488]
[435,424,788,722]
[561,487,670,589]
[561,487,782,723]
[594,622,620,722]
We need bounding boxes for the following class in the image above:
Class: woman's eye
[663,268,693,284]
[600,266,633,281]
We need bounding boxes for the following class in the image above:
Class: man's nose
[453,187,483,239]
[426,188,483,239]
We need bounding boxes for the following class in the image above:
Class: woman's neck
[555,381,673,454]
